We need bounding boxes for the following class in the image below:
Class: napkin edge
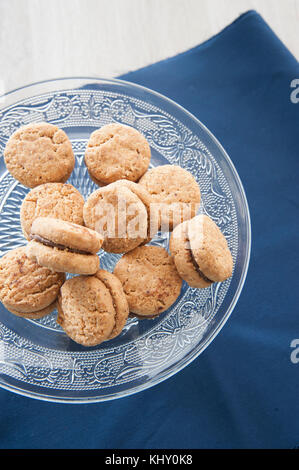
[120,10,259,77]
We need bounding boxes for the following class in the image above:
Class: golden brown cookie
[187,214,233,282]
[169,214,233,287]
[57,275,116,346]
[83,180,157,253]
[20,183,85,240]
[26,241,100,276]
[169,220,211,288]
[25,217,103,275]
[113,245,182,318]
[139,164,201,230]
[95,269,129,339]
[0,247,65,318]
[84,123,151,185]
[4,122,75,188]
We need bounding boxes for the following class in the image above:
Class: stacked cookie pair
[26,217,131,346]
[0,120,233,347]
[81,163,232,320]
[0,122,135,346]
[0,215,130,346]
[0,237,130,347]
[57,270,129,347]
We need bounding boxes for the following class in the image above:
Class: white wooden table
[0,0,298,94]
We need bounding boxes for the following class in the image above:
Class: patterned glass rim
[0,77,251,403]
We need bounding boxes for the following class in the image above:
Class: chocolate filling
[187,240,213,284]
[30,234,90,255]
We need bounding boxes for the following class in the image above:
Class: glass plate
[0,78,251,403]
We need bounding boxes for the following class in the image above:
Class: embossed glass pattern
[0,78,250,402]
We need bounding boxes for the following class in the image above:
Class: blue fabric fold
[0,10,298,449]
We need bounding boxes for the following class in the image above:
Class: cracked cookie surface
[139,164,201,230]
[113,245,182,317]
[0,246,65,317]
[83,180,152,253]
[84,123,151,185]
[4,122,75,188]
[57,275,116,346]
[20,183,84,240]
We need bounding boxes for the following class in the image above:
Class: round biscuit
[83,183,148,253]
[4,122,75,188]
[20,183,84,240]
[169,220,212,288]
[84,123,151,185]
[0,247,65,313]
[187,214,233,282]
[113,245,182,317]
[139,165,201,230]
[57,276,116,346]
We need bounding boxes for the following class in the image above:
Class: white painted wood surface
[0,0,298,94]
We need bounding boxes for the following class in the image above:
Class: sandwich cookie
[4,122,75,188]
[83,180,158,253]
[113,245,182,318]
[57,275,116,346]
[20,182,85,240]
[84,123,151,185]
[57,272,129,346]
[95,269,129,340]
[26,217,103,275]
[139,164,201,231]
[169,214,233,288]
[0,246,65,318]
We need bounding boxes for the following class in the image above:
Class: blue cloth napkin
[1,10,298,449]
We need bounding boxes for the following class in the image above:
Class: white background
[0,0,298,93]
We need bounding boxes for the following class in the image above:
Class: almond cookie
[169,214,233,287]
[0,247,65,318]
[83,180,158,253]
[20,183,85,240]
[188,214,233,282]
[26,217,103,275]
[57,275,116,346]
[139,164,201,231]
[95,269,129,339]
[169,220,211,288]
[113,245,182,318]
[84,123,151,185]
[4,122,75,188]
